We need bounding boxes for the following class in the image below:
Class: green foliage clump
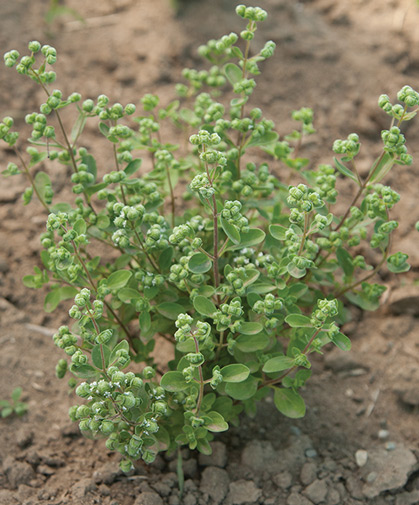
[2,5,418,470]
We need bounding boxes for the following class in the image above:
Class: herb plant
[2,5,418,470]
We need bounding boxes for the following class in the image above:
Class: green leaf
[98,122,110,137]
[96,215,110,229]
[159,247,173,270]
[228,228,265,249]
[387,259,410,273]
[188,253,212,274]
[70,363,99,379]
[263,356,295,373]
[193,295,216,317]
[285,314,312,328]
[331,332,351,351]
[220,364,250,383]
[109,340,129,364]
[117,288,142,303]
[73,218,87,235]
[221,216,241,245]
[81,153,97,183]
[139,311,151,333]
[224,63,242,85]
[71,113,87,143]
[269,224,287,240]
[225,376,258,400]
[239,322,264,335]
[160,371,188,392]
[247,131,279,148]
[247,283,277,294]
[11,387,22,403]
[34,171,52,201]
[44,286,78,313]
[29,152,48,169]
[235,333,269,352]
[156,302,184,320]
[273,388,306,418]
[92,344,110,369]
[124,159,142,176]
[204,411,228,432]
[85,182,107,197]
[106,270,132,290]
[336,247,354,277]
[1,407,13,418]
[369,152,395,184]
[334,157,360,184]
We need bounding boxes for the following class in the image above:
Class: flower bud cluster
[287,184,324,213]
[0,116,19,146]
[387,251,409,269]
[223,265,256,296]
[311,164,338,204]
[253,293,283,315]
[221,201,249,232]
[364,185,400,219]
[292,107,315,135]
[333,133,360,159]
[53,326,78,355]
[310,299,338,328]
[180,66,227,93]
[198,32,238,61]
[236,5,268,22]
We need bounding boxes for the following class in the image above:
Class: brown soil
[0,1,418,504]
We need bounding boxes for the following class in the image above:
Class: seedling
[0,388,28,418]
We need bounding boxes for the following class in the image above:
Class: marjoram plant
[2,5,418,471]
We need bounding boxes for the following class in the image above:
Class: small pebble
[385,441,396,451]
[378,429,389,440]
[305,449,318,458]
[291,426,302,436]
[366,472,377,483]
[355,449,368,467]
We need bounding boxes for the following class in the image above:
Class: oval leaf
[156,302,184,320]
[107,270,132,290]
[205,411,228,432]
[92,344,110,369]
[334,157,360,184]
[331,332,351,351]
[224,63,242,85]
[188,253,212,274]
[239,322,263,335]
[225,376,258,400]
[220,364,250,383]
[263,356,295,374]
[274,388,306,419]
[193,295,216,317]
[269,224,287,240]
[235,333,269,352]
[160,371,188,392]
[44,286,78,313]
[285,314,312,328]
[237,228,266,247]
[221,216,241,245]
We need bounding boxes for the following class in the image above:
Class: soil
[0,1,419,504]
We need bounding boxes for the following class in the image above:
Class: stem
[192,335,204,416]
[236,34,252,179]
[166,165,176,229]
[14,147,50,212]
[297,213,310,256]
[64,227,135,346]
